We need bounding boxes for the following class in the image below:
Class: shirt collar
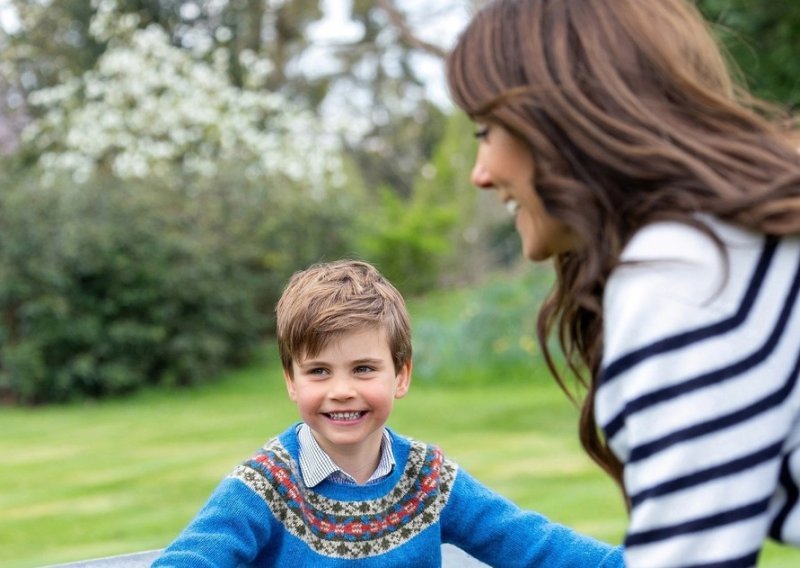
[296,423,395,487]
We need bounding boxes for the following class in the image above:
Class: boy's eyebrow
[297,356,385,367]
[350,357,384,366]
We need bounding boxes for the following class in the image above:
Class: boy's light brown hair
[276,260,412,376]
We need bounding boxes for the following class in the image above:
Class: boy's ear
[283,369,297,401]
[394,360,412,399]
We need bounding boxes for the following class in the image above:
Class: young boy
[153,260,623,567]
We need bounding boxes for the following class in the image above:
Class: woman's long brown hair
[447,0,800,494]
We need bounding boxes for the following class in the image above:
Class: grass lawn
[3,269,799,566]
[2,349,799,567]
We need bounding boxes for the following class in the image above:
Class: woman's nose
[470,162,494,189]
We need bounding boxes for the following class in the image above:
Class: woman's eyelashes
[474,125,490,140]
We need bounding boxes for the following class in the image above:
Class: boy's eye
[354,365,375,374]
[474,125,490,140]
[308,367,328,375]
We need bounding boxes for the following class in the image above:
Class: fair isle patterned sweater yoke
[154,425,624,567]
[233,430,456,559]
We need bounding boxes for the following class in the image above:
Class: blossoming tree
[21,0,343,191]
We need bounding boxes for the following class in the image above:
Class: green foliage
[0,167,358,404]
[412,266,556,386]
[357,184,458,297]
[698,0,800,108]
[415,112,476,208]
[357,111,515,298]
[419,111,524,280]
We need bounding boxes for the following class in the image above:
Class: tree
[20,2,343,190]
[1,0,467,192]
[698,0,800,109]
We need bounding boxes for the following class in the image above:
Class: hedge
[0,168,356,404]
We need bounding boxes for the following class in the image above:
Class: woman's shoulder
[612,217,766,300]
[621,217,761,264]
[603,218,770,351]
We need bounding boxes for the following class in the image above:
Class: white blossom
[24,3,344,196]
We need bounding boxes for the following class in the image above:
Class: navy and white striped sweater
[597,218,800,567]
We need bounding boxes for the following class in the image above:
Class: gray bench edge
[44,544,489,567]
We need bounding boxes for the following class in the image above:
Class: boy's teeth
[506,200,520,215]
[328,411,362,421]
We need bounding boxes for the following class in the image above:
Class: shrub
[0,168,357,404]
[411,266,557,386]
[357,185,457,297]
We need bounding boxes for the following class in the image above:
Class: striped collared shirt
[296,423,395,487]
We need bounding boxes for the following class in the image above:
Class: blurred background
[0,0,798,566]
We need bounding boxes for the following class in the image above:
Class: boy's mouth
[325,411,366,421]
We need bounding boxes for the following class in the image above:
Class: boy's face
[284,327,411,463]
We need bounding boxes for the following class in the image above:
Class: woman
[446,0,800,566]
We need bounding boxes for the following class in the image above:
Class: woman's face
[470,123,578,261]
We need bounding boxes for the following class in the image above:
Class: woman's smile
[470,124,576,261]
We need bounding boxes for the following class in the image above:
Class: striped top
[596,218,800,567]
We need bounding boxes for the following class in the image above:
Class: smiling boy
[153,260,623,567]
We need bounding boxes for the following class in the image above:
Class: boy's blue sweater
[154,425,623,567]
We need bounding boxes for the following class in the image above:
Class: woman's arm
[598,221,799,566]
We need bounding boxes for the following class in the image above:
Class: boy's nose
[470,162,494,189]
[328,376,355,399]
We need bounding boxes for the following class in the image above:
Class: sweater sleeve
[152,477,273,568]
[441,467,623,567]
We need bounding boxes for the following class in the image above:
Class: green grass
[3,269,799,566]
[2,353,798,566]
